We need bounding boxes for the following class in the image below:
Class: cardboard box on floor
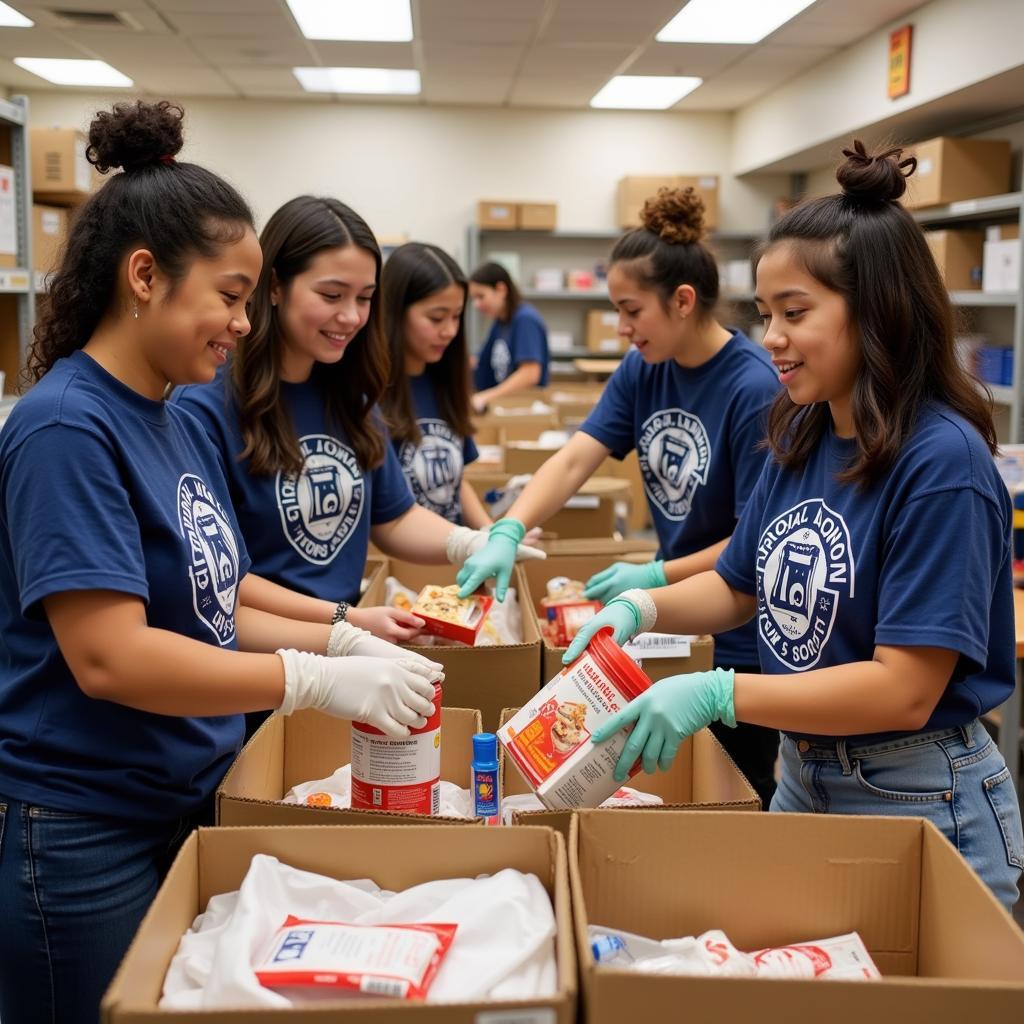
[360,559,541,731]
[499,709,758,837]
[102,824,576,1024]
[572,810,1024,1023]
[903,137,1012,210]
[217,706,483,827]
[519,546,715,684]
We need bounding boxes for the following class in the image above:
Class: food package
[539,576,602,646]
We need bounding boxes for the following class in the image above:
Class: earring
[131,299,140,320]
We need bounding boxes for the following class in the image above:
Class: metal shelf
[476,227,761,243]
[0,268,32,294]
[522,288,609,302]
[950,290,1019,307]
[982,383,1015,405]
[911,192,1022,225]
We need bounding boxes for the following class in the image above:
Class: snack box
[412,584,495,646]
[543,600,603,647]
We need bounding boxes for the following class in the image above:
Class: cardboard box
[102,824,576,1023]
[519,547,715,684]
[617,174,720,230]
[31,203,68,275]
[924,229,984,291]
[586,310,627,354]
[571,810,1024,1022]
[983,238,1020,293]
[217,706,483,827]
[518,202,557,231]
[476,199,517,230]
[471,409,559,445]
[987,224,1020,241]
[904,137,1012,210]
[504,440,561,475]
[360,559,541,731]
[31,127,98,203]
[501,711,758,836]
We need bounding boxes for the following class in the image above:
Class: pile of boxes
[477,199,557,231]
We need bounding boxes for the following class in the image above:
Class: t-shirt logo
[637,408,711,521]
[177,473,241,646]
[399,419,464,522]
[277,434,364,565]
[757,499,855,671]
[491,339,511,383]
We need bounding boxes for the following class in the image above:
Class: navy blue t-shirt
[717,405,1014,742]
[474,302,550,390]
[394,373,479,524]
[175,369,415,604]
[0,351,250,821]
[580,332,778,666]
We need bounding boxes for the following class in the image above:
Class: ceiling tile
[309,41,416,68]
[0,28,89,59]
[155,0,283,11]
[519,44,633,77]
[422,42,525,77]
[66,33,207,65]
[418,17,538,44]
[417,0,546,20]
[189,34,311,65]
[221,67,301,89]
[421,75,511,105]
[727,44,836,74]
[626,42,751,78]
[128,66,237,97]
[508,75,610,108]
[162,12,297,36]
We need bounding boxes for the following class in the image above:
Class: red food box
[544,600,602,646]
[412,585,494,646]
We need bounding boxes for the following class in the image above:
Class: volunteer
[175,198,541,736]
[458,188,781,805]
[469,261,550,412]
[379,242,491,528]
[0,101,441,1024]
[567,142,1024,910]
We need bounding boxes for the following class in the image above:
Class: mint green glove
[584,559,666,603]
[591,669,736,780]
[455,517,525,601]
[562,596,641,664]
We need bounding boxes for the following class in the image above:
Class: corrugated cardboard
[518,202,557,230]
[102,824,576,1023]
[904,137,1012,210]
[924,229,983,291]
[359,559,541,731]
[617,174,720,230]
[586,310,626,354]
[500,709,759,836]
[31,203,68,274]
[572,810,1024,1022]
[476,199,517,230]
[31,127,98,204]
[519,547,715,683]
[471,409,559,445]
[217,706,484,827]
[504,440,560,475]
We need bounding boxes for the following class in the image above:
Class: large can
[351,681,442,815]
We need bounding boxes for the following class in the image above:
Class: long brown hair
[758,140,997,487]
[380,242,472,445]
[469,261,521,323]
[232,196,387,477]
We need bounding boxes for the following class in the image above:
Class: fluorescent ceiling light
[0,2,32,28]
[657,0,818,44]
[294,66,421,95]
[590,75,702,110]
[13,57,132,87]
[286,0,412,41]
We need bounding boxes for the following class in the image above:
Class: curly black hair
[25,99,253,387]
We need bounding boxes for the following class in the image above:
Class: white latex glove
[277,650,439,739]
[349,633,443,666]
[445,525,546,566]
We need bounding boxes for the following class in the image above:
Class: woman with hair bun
[458,187,781,804]
[567,141,1024,909]
[0,101,441,1023]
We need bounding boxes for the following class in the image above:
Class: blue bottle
[471,732,501,825]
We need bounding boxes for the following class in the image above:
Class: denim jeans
[0,796,212,1024]
[771,719,1024,910]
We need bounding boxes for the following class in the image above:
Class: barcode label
[360,976,409,997]
[431,782,440,815]
[475,1011,557,1024]
[623,632,693,660]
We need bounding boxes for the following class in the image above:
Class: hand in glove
[591,668,736,781]
[563,595,644,663]
[277,650,440,739]
[584,560,666,604]
[327,620,442,673]
[453,518,542,601]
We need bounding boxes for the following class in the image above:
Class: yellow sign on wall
[889,24,912,99]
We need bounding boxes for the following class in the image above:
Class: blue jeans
[0,796,211,1024]
[771,720,1024,910]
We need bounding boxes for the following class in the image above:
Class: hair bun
[87,99,184,174]
[837,139,916,204]
[640,186,705,245]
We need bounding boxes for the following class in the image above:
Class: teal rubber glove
[591,669,736,781]
[584,559,666,604]
[562,596,641,664]
[455,517,525,602]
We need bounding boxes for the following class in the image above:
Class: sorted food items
[540,576,602,646]
[413,585,495,645]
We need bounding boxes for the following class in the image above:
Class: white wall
[25,92,788,262]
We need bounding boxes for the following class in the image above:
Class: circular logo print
[757,499,855,670]
[637,408,712,521]
[399,419,464,522]
[277,434,364,565]
[491,338,511,382]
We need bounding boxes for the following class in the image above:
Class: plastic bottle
[471,732,501,825]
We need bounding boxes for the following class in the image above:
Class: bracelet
[331,600,349,626]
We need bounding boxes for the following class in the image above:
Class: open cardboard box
[572,810,1024,1022]
[499,709,758,837]
[217,707,483,827]
[102,824,576,1023]
[359,559,541,731]
[519,546,714,684]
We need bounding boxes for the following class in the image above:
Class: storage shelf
[522,288,609,301]
[981,383,1015,405]
[477,227,761,243]
[550,346,605,359]
[950,290,1018,307]
[911,192,1022,225]
[0,268,32,294]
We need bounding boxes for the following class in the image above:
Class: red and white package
[752,933,881,980]
[255,916,458,999]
